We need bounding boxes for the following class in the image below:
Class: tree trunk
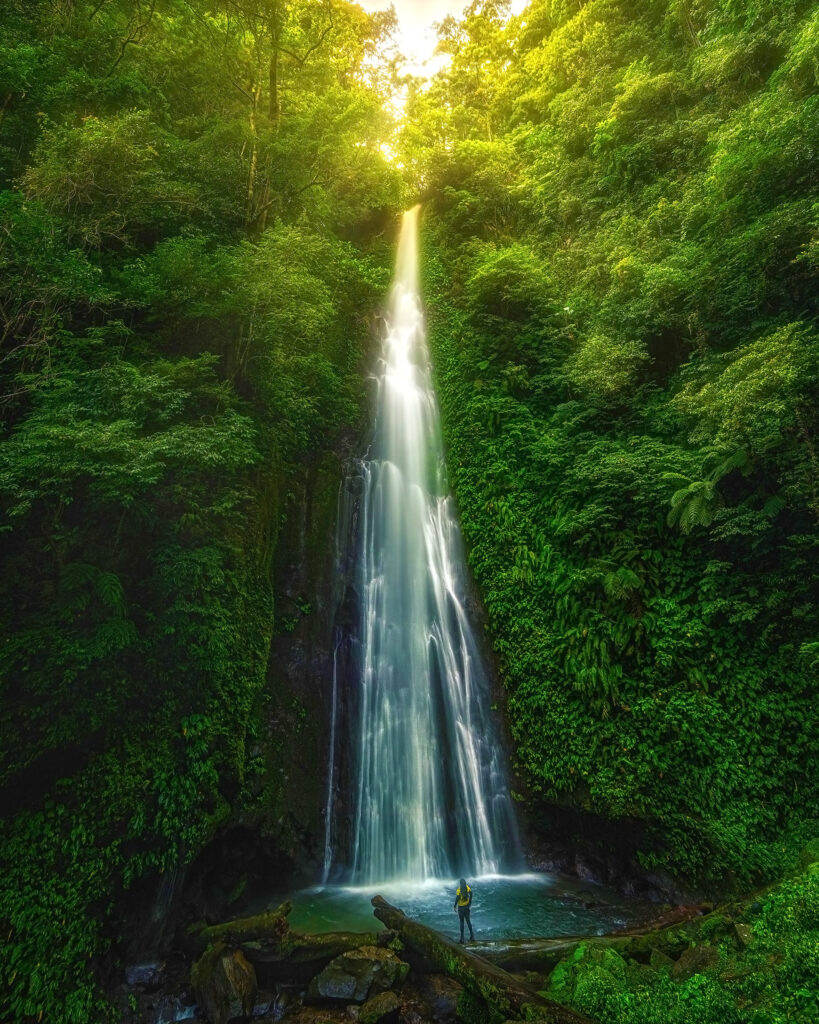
[188,900,385,968]
[245,81,262,230]
[189,902,293,953]
[269,0,282,126]
[371,896,591,1024]
[243,930,383,966]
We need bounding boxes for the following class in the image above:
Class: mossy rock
[306,945,408,1004]
[733,922,753,948]
[572,965,623,1019]
[456,987,497,1024]
[798,840,819,869]
[671,943,720,981]
[541,959,575,1006]
[359,989,400,1024]
[191,942,258,1024]
[542,942,627,1008]
[649,948,675,971]
[694,913,731,942]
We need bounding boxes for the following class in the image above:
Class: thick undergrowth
[0,2,401,1019]
[540,845,819,1024]
[409,0,819,890]
[1,1,818,1021]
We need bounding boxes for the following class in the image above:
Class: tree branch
[105,0,158,77]
[280,0,335,66]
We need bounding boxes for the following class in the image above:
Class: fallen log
[462,938,591,975]
[188,902,396,981]
[189,902,293,952]
[371,896,590,1024]
[470,904,729,974]
[242,930,383,965]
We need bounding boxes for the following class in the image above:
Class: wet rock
[126,961,165,990]
[526,841,574,877]
[191,943,258,1024]
[671,943,719,980]
[525,822,701,905]
[306,946,408,1005]
[649,949,675,971]
[407,974,462,1022]
[574,854,607,884]
[150,994,199,1024]
[409,970,460,1019]
[359,991,400,1024]
[733,923,753,948]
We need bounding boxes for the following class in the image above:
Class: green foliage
[542,853,819,1023]
[0,0,401,1019]
[409,0,819,892]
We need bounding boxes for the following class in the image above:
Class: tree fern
[96,572,126,617]
[664,449,750,533]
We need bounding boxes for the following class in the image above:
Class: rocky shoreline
[110,842,819,1024]
[111,891,713,1024]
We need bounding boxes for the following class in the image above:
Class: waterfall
[340,206,519,884]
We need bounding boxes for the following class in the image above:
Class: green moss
[415,0,819,892]
[456,988,496,1024]
[538,860,819,1023]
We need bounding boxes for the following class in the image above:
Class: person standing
[453,877,474,942]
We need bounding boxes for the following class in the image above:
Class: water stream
[287,210,653,941]
[324,206,519,886]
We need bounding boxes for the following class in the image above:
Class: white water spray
[343,206,518,884]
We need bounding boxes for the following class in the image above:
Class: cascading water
[341,206,519,884]
[296,209,649,938]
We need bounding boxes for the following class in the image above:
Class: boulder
[542,941,627,1010]
[306,945,408,1004]
[359,990,400,1024]
[648,949,675,971]
[733,923,753,948]
[671,943,719,980]
[410,974,463,1022]
[572,965,623,1019]
[124,961,164,990]
[192,942,258,1024]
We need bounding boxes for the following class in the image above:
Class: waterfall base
[284,873,657,942]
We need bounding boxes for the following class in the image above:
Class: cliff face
[247,443,364,879]
[107,400,376,971]
[0,221,394,1020]
[404,0,819,895]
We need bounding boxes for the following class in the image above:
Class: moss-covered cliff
[0,2,401,1019]
[407,0,819,892]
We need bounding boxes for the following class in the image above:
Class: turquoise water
[286,872,652,942]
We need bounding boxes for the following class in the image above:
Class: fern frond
[97,573,126,616]
[60,562,97,590]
